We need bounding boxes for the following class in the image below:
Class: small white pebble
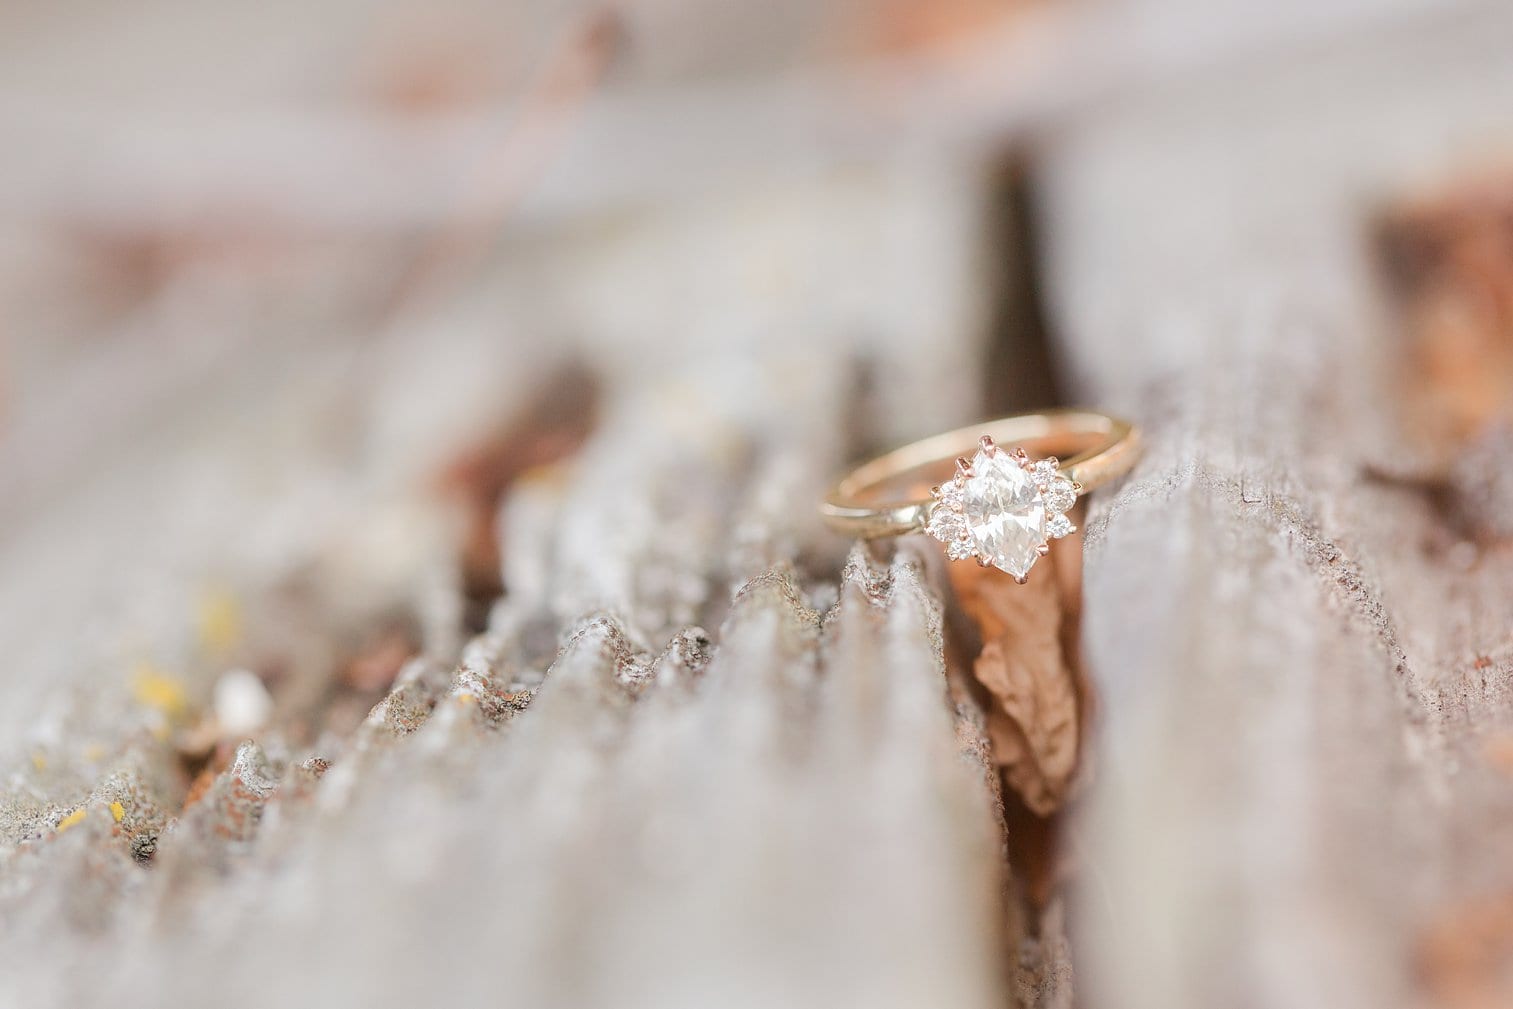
[214,669,272,736]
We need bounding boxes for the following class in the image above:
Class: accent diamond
[1044,476,1077,514]
[1030,459,1060,483]
[1047,513,1076,539]
[925,502,966,542]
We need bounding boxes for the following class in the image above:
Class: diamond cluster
[924,437,1080,581]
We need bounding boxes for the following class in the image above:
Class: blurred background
[4,2,1513,1008]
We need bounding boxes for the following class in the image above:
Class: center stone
[961,451,1047,578]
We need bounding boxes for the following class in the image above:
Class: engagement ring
[821,410,1140,582]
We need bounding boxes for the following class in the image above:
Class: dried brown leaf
[1378,170,1513,446]
[950,526,1084,816]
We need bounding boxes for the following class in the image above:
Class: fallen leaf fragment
[948,524,1086,816]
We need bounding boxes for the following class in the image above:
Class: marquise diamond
[961,452,1045,578]
[924,438,1080,580]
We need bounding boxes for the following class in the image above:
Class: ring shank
[821,409,1139,539]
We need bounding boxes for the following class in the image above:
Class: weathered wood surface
[0,166,1021,1008]
[3,2,1513,1008]
[1044,7,1513,1007]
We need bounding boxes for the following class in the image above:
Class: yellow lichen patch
[515,462,572,491]
[110,801,126,823]
[457,692,476,704]
[56,808,87,832]
[132,663,188,720]
[83,744,106,763]
[30,752,46,772]
[197,587,242,656]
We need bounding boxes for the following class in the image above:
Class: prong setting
[924,436,1083,581]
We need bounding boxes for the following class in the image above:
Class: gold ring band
[821,409,1140,581]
